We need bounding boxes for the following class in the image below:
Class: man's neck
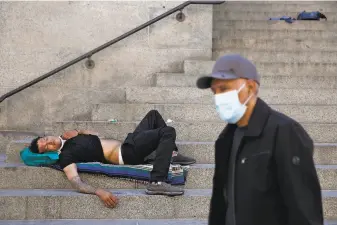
[237,98,257,127]
[57,136,66,153]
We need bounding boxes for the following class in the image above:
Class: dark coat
[209,98,324,225]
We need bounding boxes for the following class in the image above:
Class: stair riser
[0,194,336,220]
[50,122,337,143]
[184,60,337,77]
[214,29,337,40]
[0,136,10,155]
[216,20,337,31]
[0,134,39,155]
[93,103,337,124]
[156,74,337,89]
[213,49,337,63]
[213,39,337,51]
[125,87,337,106]
[215,11,337,21]
[0,194,209,220]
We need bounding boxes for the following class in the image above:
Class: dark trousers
[121,110,177,182]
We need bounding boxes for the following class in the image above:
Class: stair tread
[4,141,337,146]
[1,162,337,169]
[0,219,209,225]
[0,189,211,197]
[0,219,335,225]
[1,189,337,197]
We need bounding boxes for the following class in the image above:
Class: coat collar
[244,98,271,137]
[218,98,271,139]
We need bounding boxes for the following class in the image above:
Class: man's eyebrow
[213,83,230,89]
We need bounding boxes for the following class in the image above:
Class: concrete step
[155,73,185,87]
[123,87,337,105]
[0,189,210,220]
[156,73,337,89]
[213,29,337,40]
[5,140,337,165]
[0,163,213,190]
[215,11,337,21]
[215,20,337,31]
[50,121,337,143]
[0,219,210,225]
[0,163,336,190]
[0,131,40,154]
[215,2,337,13]
[212,48,337,63]
[213,38,337,51]
[10,87,333,111]
[93,103,337,124]
[184,60,337,77]
[156,73,195,87]
[0,189,336,220]
[1,220,336,225]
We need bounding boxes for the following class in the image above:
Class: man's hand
[64,164,118,208]
[96,189,119,208]
[61,130,79,140]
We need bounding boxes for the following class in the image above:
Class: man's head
[196,54,260,125]
[29,136,62,154]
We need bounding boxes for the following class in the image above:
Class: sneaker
[171,151,196,165]
[146,181,184,196]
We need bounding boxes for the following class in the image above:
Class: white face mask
[214,83,253,124]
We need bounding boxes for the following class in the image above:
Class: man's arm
[63,163,118,208]
[274,122,324,225]
[61,130,99,140]
[78,129,99,136]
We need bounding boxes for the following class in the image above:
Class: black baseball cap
[196,54,260,89]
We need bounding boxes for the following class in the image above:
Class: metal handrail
[0,0,224,103]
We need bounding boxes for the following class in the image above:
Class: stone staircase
[2,1,337,224]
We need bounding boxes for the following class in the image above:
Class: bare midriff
[100,139,122,164]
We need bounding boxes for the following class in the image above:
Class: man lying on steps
[29,110,196,208]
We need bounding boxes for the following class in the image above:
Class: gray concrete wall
[0,1,212,132]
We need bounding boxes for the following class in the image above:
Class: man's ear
[249,80,259,94]
[246,80,254,94]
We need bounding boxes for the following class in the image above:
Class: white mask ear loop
[57,136,65,153]
[243,93,254,105]
[237,83,246,92]
[238,82,254,105]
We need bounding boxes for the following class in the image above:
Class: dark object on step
[269,16,296,24]
[145,151,196,166]
[171,152,196,165]
[297,11,327,20]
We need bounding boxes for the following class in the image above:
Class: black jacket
[209,98,324,225]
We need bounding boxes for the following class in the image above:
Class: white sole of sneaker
[171,161,196,165]
[145,190,184,196]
